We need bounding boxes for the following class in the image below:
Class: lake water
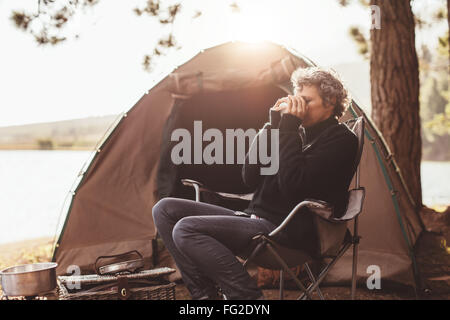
[0,150,449,245]
[0,150,93,246]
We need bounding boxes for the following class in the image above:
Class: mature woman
[152,67,357,300]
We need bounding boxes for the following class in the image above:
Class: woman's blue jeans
[152,197,281,300]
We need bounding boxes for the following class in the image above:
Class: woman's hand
[271,95,308,120]
[271,97,289,114]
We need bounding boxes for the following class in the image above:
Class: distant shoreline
[1,147,450,162]
[0,145,94,151]
[0,236,54,252]
[0,114,117,154]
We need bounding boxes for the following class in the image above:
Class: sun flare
[228,4,288,45]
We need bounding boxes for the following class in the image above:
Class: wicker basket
[58,267,176,300]
[58,281,175,300]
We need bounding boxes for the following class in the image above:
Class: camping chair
[181,116,365,300]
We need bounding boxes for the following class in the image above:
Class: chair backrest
[333,116,365,222]
[334,188,365,221]
[297,117,366,257]
[344,116,365,181]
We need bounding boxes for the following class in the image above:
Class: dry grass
[0,237,54,271]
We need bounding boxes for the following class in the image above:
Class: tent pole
[351,217,359,300]
[355,162,360,189]
[152,236,159,267]
[279,269,284,300]
[351,164,361,300]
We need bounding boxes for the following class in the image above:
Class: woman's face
[294,85,334,128]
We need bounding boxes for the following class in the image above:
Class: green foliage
[339,0,449,160]
[425,89,450,136]
[426,110,450,136]
[10,1,241,72]
[437,30,449,58]
[419,44,450,161]
[132,1,239,71]
[10,10,31,30]
[349,26,369,59]
[10,0,98,46]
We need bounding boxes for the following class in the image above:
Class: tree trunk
[369,0,422,210]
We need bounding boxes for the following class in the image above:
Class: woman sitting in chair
[152,67,358,300]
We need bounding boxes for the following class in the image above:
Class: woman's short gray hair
[290,67,351,118]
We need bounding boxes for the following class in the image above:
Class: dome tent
[52,41,423,289]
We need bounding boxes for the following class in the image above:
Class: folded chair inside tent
[182,116,365,300]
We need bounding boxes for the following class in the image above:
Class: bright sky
[0,0,446,127]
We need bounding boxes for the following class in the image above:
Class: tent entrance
[157,84,286,205]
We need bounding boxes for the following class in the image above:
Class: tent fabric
[163,55,299,96]
[157,84,287,199]
[52,41,423,288]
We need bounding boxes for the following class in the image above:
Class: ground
[171,205,450,300]
[173,221,450,300]
[1,207,448,300]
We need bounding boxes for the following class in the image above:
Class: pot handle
[94,250,143,275]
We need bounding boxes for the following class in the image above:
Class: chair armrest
[268,199,334,238]
[269,189,365,238]
[181,179,253,202]
[181,179,204,202]
[181,179,204,188]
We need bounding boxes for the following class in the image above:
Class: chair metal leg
[304,263,324,300]
[298,242,352,300]
[279,269,284,300]
[351,217,360,300]
[351,242,359,300]
[243,239,309,299]
[265,243,312,300]
[152,237,159,267]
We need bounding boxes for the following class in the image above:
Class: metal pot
[0,262,57,297]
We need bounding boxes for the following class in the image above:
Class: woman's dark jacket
[242,110,358,252]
